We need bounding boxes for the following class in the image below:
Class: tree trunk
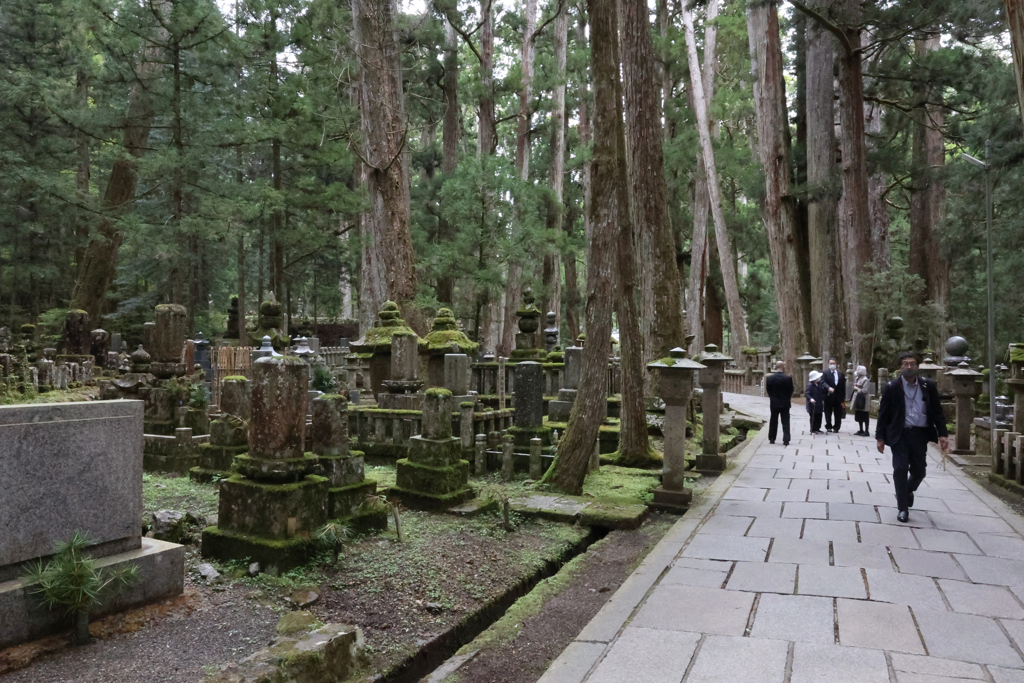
[682,4,748,356]
[611,0,650,465]
[70,20,166,320]
[541,10,568,322]
[863,28,890,268]
[500,0,539,356]
[565,10,591,344]
[805,4,843,362]
[620,0,684,363]
[353,0,419,328]
[1005,0,1024,138]
[685,0,720,355]
[436,17,459,306]
[74,68,90,271]
[835,0,871,366]
[546,0,620,495]
[746,0,809,371]
[478,0,496,157]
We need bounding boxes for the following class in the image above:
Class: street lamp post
[963,141,996,417]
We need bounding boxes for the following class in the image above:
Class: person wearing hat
[805,370,826,434]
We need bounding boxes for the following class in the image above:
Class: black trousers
[825,398,843,431]
[891,427,930,511]
[855,410,870,433]
[808,409,822,433]
[769,407,790,444]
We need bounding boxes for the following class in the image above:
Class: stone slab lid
[697,343,733,363]
[946,361,983,377]
[647,347,706,371]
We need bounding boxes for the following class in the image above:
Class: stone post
[502,434,515,481]
[497,356,507,410]
[390,331,419,381]
[444,353,470,396]
[310,394,349,456]
[698,344,733,472]
[646,348,705,513]
[589,437,600,473]
[948,362,983,456]
[475,433,487,475]
[152,304,188,364]
[220,377,252,420]
[530,437,543,480]
[248,355,310,460]
[459,401,474,450]
[63,310,91,355]
[548,346,582,421]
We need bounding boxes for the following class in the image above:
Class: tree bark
[682,4,748,356]
[541,10,568,322]
[478,0,496,157]
[353,0,419,328]
[805,4,843,361]
[546,0,620,495]
[835,0,871,366]
[909,35,948,315]
[620,0,684,363]
[564,10,590,344]
[1005,0,1024,138]
[70,16,166,319]
[436,17,459,306]
[746,1,809,371]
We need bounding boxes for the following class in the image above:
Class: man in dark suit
[875,351,949,523]
[821,357,847,432]
[765,361,794,446]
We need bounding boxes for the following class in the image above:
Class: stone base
[0,538,184,649]
[233,453,318,482]
[395,458,470,495]
[647,487,691,514]
[508,425,553,449]
[547,401,574,422]
[347,507,389,534]
[696,453,727,473]
[143,450,199,474]
[387,485,474,511]
[144,420,178,436]
[509,348,547,361]
[318,452,365,487]
[189,466,227,483]
[217,475,329,539]
[201,527,315,575]
[407,436,462,467]
[328,480,377,519]
[197,443,247,472]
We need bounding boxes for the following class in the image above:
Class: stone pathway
[540,395,1024,683]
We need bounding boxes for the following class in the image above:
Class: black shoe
[908,491,914,509]
[897,510,909,523]
[783,442,790,447]
[769,440,775,444]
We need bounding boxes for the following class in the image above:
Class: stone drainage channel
[381,526,605,683]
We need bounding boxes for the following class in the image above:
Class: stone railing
[722,369,745,395]
[319,346,349,368]
[991,427,1023,486]
[351,406,514,459]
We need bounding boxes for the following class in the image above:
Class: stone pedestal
[203,356,328,574]
[548,346,582,422]
[948,362,983,456]
[391,389,471,509]
[646,348,705,513]
[510,361,551,448]
[698,344,733,472]
[444,353,470,397]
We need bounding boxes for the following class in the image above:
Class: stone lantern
[796,352,817,397]
[948,362,983,455]
[918,357,943,383]
[646,348,705,513]
[697,344,733,472]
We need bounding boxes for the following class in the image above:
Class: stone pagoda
[203,355,329,573]
[509,288,546,361]
[248,297,290,352]
[421,308,478,388]
[391,388,472,509]
[349,301,423,397]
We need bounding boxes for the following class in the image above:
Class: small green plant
[188,382,208,410]
[315,520,353,564]
[478,485,513,531]
[23,531,139,644]
[312,366,338,393]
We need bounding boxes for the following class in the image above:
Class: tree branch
[788,0,854,56]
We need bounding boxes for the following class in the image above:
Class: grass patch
[582,466,661,505]
[142,472,219,517]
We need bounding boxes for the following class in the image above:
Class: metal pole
[986,140,996,414]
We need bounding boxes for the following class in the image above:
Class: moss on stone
[222,375,248,382]
[459,401,475,409]
[579,502,649,530]
[276,610,322,635]
[425,387,453,397]
[318,393,347,401]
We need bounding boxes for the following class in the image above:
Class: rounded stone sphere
[946,336,969,357]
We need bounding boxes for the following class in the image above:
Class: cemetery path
[538,394,1024,683]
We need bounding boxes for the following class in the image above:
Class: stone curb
[537,424,771,683]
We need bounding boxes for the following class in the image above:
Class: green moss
[318,393,347,401]
[201,526,312,550]
[425,387,453,397]
[222,375,248,382]
[276,610,322,635]
[423,328,479,354]
[459,401,475,408]
[356,408,424,416]
[741,346,759,355]
[222,473,329,493]
[607,446,663,469]
[1011,344,1024,363]
[581,465,661,504]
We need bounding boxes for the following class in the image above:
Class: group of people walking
[763,352,949,524]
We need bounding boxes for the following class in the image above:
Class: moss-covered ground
[0,384,99,405]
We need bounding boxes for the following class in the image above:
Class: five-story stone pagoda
[203,355,329,573]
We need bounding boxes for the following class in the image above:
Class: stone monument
[192,376,252,481]
[698,344,733,472]
[548,346,582,422]
[509,288,546,361]
[391,388,472,509]
[202,356,329,573]
[349,301,422,397]
[421,308,479,387]
[948,361,983,456]
[509,360,551,448]
[378,331,424,410]
[543,311,559,353]
[248,297,291,352]
[646,348,705,513]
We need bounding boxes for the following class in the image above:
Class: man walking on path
[765,360,793,446]
[822,357,846,432]
[805,370,825,434]
[876,351,949,523]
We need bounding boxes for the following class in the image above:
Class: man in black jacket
[765,361,794,446]
[821,358,847,432]
[875,352,949,523]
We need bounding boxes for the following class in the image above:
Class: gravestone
[548,346,582,421]
[0,401,183,648]
[510,361,550,448]
[203,356,329,573]
[192,376,252,481]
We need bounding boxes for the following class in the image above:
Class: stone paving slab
[540,394,1024,682]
